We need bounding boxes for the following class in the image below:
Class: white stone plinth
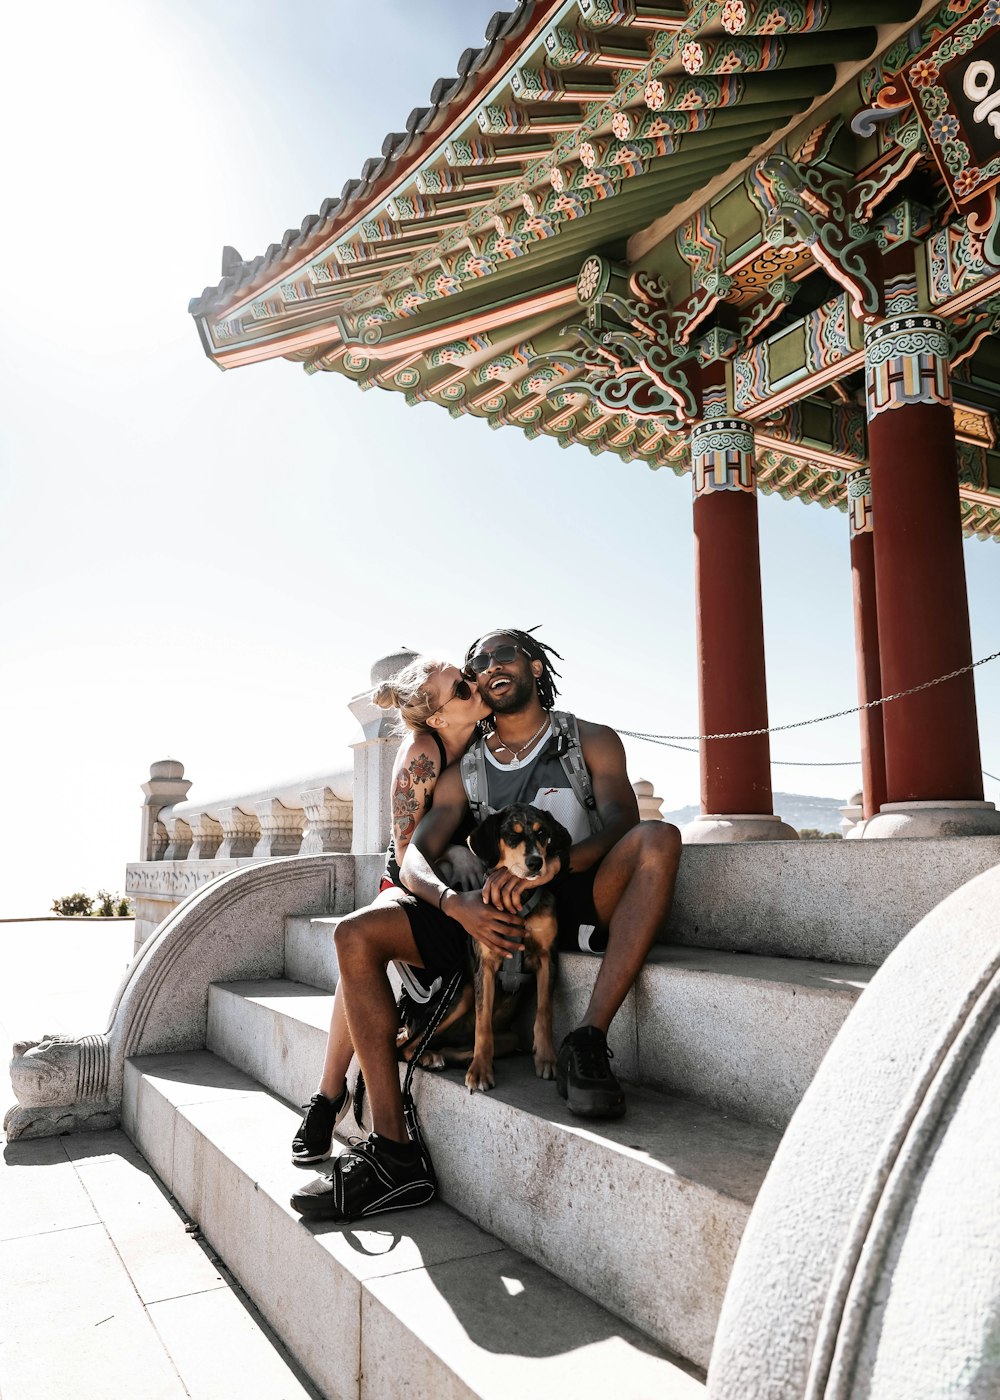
[348,687,402,855]
[632,778,665,822]
[862,799,1000,840]
[840,790,864,838]
[682,813,799,844]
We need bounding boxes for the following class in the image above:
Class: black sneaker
[290,1086,352,1165]
[556,1026,626,1119]
[290,1134,436,1221]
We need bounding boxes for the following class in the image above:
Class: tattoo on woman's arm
[409,753,436,784]
[391,753,438,846]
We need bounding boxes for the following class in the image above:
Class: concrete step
[278,926,872,1128]
[123,1050,704,1400]
[285,915,338,992]
[628,946,871,1129]
[207,980,781,1369]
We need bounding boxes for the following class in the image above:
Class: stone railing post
[349,650,415,854]
[188,812,223,860]
[150,822,169,862]
[216,806,260,858]
[301,786,352,854]
[140,760,192,860]
[253,799,305,857]
[162,816,193,862]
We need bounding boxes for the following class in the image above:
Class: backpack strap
[462,713,602,836]
[460,736,490,823]
[550,711,603,836]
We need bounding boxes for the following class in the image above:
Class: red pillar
[688,416,796,841]
[846,468,887,820]
[863,309,997,835]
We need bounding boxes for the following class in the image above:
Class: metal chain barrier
[635,738,861,765]
[619,648,1000,745]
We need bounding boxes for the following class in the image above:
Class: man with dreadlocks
[401,627,681,1118]
[289,627,680,1224]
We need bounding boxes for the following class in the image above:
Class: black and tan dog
[463,803,572,1092]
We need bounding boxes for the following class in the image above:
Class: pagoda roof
[190,0,1000,541]
[189,2,557,322]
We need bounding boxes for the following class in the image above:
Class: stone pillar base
[862,800,1000,840]
[681,813,800,844]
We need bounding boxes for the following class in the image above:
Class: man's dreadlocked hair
[464,626,564,713]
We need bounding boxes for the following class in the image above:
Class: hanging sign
[903,3,1000,205]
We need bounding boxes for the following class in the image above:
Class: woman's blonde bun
[372,680,401,710]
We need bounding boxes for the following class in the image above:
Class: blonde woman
[291,655,489,1164]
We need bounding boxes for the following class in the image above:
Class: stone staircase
[121,884,876,1399]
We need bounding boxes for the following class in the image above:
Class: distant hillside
[660,790,848,835]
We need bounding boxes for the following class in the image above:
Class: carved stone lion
[4,1032,114,1141]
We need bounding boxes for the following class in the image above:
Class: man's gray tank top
[483,723,594,843]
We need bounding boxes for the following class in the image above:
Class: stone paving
[0,919,321,1399]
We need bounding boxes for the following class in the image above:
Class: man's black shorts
[397,866,608,983]
[554,868,609,954]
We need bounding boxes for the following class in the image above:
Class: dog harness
[498,885,545,994]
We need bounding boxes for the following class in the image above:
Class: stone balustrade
[127,763,354,950]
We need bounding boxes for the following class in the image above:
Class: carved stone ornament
[6,1034,116,1139]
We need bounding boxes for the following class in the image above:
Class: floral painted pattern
[721,0,747,34]
[644,79,665,111]
[611,110,631,140]
[758,8,789,34]
[930,113,960,142]
[576,256,602,302]
[681,41,704,74]
[953,166,982,197]
[903,5,1000,206]
[908,58,940,88]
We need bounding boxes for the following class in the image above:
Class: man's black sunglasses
[468,644,524,674]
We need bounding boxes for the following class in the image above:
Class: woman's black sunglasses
[428,676,474,717]
[467,644,523,674]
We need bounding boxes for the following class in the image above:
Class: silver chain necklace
[490,718,550,768]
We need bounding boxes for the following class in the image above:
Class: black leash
[352,968,465,1145]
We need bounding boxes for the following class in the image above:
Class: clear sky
[2,0,998,915]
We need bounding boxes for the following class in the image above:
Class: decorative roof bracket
[747,139,883,324]
[547,255,699,424]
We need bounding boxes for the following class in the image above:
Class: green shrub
[51,891,134,917]
[51,892,94,917]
